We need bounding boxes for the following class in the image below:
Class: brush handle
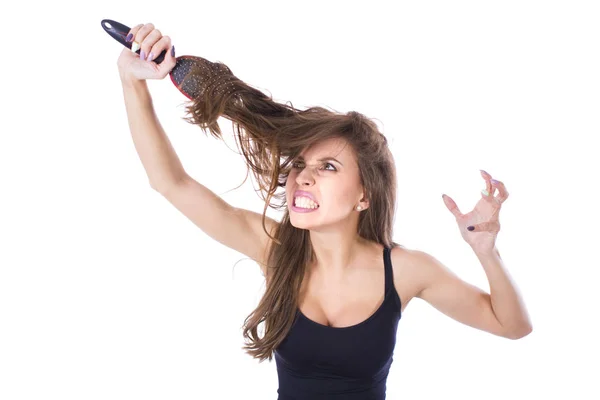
[101,19,167,64]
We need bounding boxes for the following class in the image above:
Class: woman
[117,22,532,399]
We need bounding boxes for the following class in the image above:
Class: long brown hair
[179,57,401,362]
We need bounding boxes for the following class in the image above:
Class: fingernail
[147,52,154,61]
[491,179,499,185]
[140,50,146,60]
[467,226,475,231]
[171,45,175,57]
[126,33,133,42]
[131,41,140,53]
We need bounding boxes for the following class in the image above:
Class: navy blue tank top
[274,246,402,399]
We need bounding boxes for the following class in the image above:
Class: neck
[308,227,367,278]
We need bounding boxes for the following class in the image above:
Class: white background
[1,0,598,399]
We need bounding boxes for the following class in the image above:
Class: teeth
[294,196,318,209]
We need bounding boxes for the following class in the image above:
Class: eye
[291,161,337,171]
[322,162,337,171]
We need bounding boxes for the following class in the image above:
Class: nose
[295,164,316,186]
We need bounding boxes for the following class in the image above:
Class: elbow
[506,324,533,340]
[150,176,186,195]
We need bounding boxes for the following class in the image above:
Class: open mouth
[293,197,319,209]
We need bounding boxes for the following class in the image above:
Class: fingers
[148,35,171,62]
[490,179,509,203]
[479,169,494,196]
[140,29,162,60]
[442,194,463,219]
[480,170,509,204]
[126,23,144,50]
[470,221,501,233]
[127,23,175,69]
[127,23,161,59]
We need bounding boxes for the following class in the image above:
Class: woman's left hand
[442,170,509,254]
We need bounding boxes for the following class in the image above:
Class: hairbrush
[101,19,236,100]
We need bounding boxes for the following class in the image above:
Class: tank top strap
[383,245,392,295]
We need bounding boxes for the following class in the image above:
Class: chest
[298,273,381,329]
[297,249,417,329]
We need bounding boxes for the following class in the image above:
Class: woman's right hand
[117,23,177,82]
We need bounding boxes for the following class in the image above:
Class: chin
[288,208,319,230]
[289,213,311,229]
[290,221,310,230]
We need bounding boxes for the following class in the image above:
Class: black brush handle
[101,19,167,64]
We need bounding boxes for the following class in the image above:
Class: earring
[356,205,362,211]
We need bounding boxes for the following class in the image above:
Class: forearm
[476,247,532,338]
[120,75,187,190]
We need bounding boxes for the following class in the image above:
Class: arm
[473,248,532,338]
[158,176,278,273]
[405,248,532,339]
[119,74,278,272]
[120,75,186,190]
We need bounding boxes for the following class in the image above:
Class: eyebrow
[297,156,344,166]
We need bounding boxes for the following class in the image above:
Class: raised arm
[120,75,277,274]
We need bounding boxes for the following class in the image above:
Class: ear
[358,194,369,210]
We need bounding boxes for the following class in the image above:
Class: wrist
[474,246,499,260]
[119,71,146,88]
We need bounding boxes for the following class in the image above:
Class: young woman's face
[286,137,368,230]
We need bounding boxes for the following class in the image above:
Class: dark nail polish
[126,33,133,42]
[171,45,175,57]
[467,226,475,231]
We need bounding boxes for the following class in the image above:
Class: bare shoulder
[389,245,427,312]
